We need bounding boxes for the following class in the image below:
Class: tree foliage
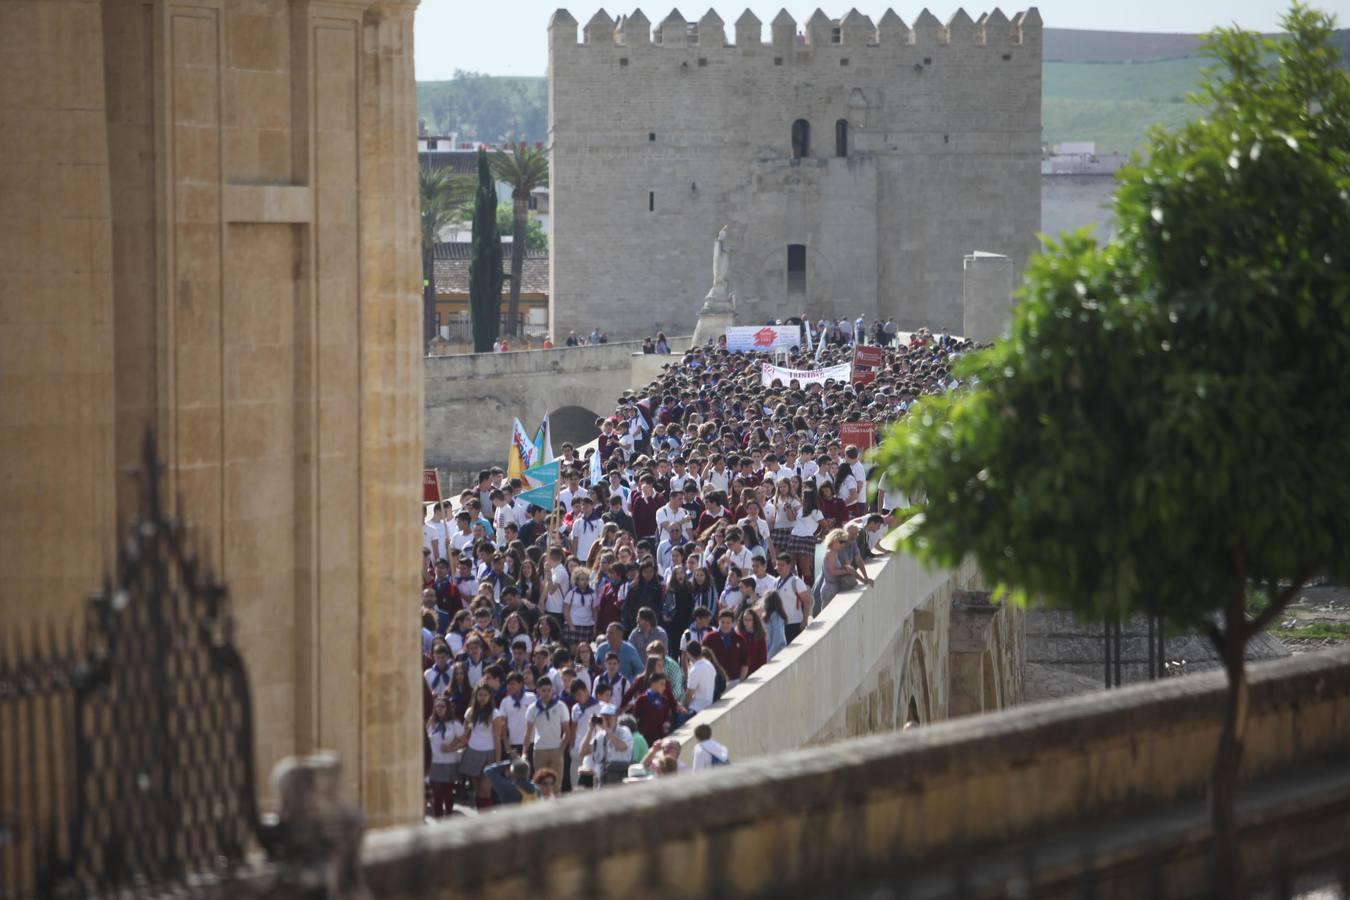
[878,3,1349,627]
[495,206,547,252]
[417,71,546,144]
[491,143,550,335]
[468,149,504,353]
[419,165,472,347]
[877,7,1349,886]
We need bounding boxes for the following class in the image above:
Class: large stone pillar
[356,0,424,827]
[0,0,117,622]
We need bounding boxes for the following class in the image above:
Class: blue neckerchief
[645,688,663,708]
[429,665,449,689]
[510,691,526,709]
[720,631,735,650]
[536,697,558,719]
[432,720,448,736]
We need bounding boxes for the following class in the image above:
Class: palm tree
[489,143,549,337]
[419,165,472,349]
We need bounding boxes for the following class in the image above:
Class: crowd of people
[418,324,973,816]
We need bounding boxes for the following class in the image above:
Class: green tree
[495,205,547,252]
[875,6,1349,893]
[490,142,549,336]
[468,148,504,353]
[418,165,471,348]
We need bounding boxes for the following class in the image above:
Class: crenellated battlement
[549,6,1042,50]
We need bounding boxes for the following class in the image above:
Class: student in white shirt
[524,679,568,779]
[427,696,467,818]
[773,553,813,643]
[494,673,535,755]
[684,642,717,713]
[568,680,603,789]
[423,506,444,561]
[692,723,730,772]
[543,547,570,617]
[571,497,604,562]
[563,566,599,645]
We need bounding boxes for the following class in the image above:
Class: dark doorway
[835,119,849,157]
[787,244,806,294]
[791,119,810,158]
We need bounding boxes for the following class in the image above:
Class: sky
[414,0,1350,79]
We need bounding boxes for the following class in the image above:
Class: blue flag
[523,460,559,488]
[517,481,557,511]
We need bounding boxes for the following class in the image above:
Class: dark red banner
[852,345,884,384]
[840,422,875,451]
[423,468,442,503]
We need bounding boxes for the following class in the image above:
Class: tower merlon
[554,7,1042,50]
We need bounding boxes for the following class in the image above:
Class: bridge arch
[548,404,602,450]
[900,633,935,726]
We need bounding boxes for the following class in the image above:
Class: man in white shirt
[570,496,604,563]
[705,456,730,493]
[449,510,476,554]
[582,702,632,788]
[774,553,813,643]
[422,505,444,561]
[654,488,690,543]
[558,473,586,514]
[749,554,776,599]
[721,528,754,575]
[684,642,717,714]
[523,678,568,778]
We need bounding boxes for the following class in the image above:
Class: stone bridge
[424,338,689,485]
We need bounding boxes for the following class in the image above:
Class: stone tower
[0,0,424,825]
[548,6,1042,339]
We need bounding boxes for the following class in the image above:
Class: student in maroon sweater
[629,474,665,541]
[630,672,676,745]
[703,609,748,682]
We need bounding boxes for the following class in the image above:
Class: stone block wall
[424,337,690,483]
[1,0,425,826]
[548,7,1042,339]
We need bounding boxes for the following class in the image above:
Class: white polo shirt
[495,690,536,746]
[526,699,568,749]
[775,573,810,625]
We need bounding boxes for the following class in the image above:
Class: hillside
[416,29,1348,155]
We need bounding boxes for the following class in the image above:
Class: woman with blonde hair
[815,528,856,613]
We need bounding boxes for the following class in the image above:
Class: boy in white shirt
[495,673,536,756]
[684,642,717,713]
[523,678,568,778]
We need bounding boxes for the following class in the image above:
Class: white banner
[725,325,801,353]
[760,361,852,387]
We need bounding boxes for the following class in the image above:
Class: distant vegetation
[416,29,1349,155]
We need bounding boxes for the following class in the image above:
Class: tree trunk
[507,195,527,337]
[422,247,437,351]
[1211,595,1250,898]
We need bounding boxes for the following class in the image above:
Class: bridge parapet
[357,646,1350,900]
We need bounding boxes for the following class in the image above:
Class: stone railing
[349,646,1350,900]
[669,548,986,760]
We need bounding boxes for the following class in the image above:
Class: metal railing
[0,433,264,899]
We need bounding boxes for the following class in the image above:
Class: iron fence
[0,433,265,899]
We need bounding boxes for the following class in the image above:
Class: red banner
[852,345,884,384]
[840,422,875,451]
[423,468,442,503]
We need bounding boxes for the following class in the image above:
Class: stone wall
[548,8,1042,340]
[355,647,1350,900]
[424,338,689,485]
[664,548,992,761]
[1,0,424,826]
